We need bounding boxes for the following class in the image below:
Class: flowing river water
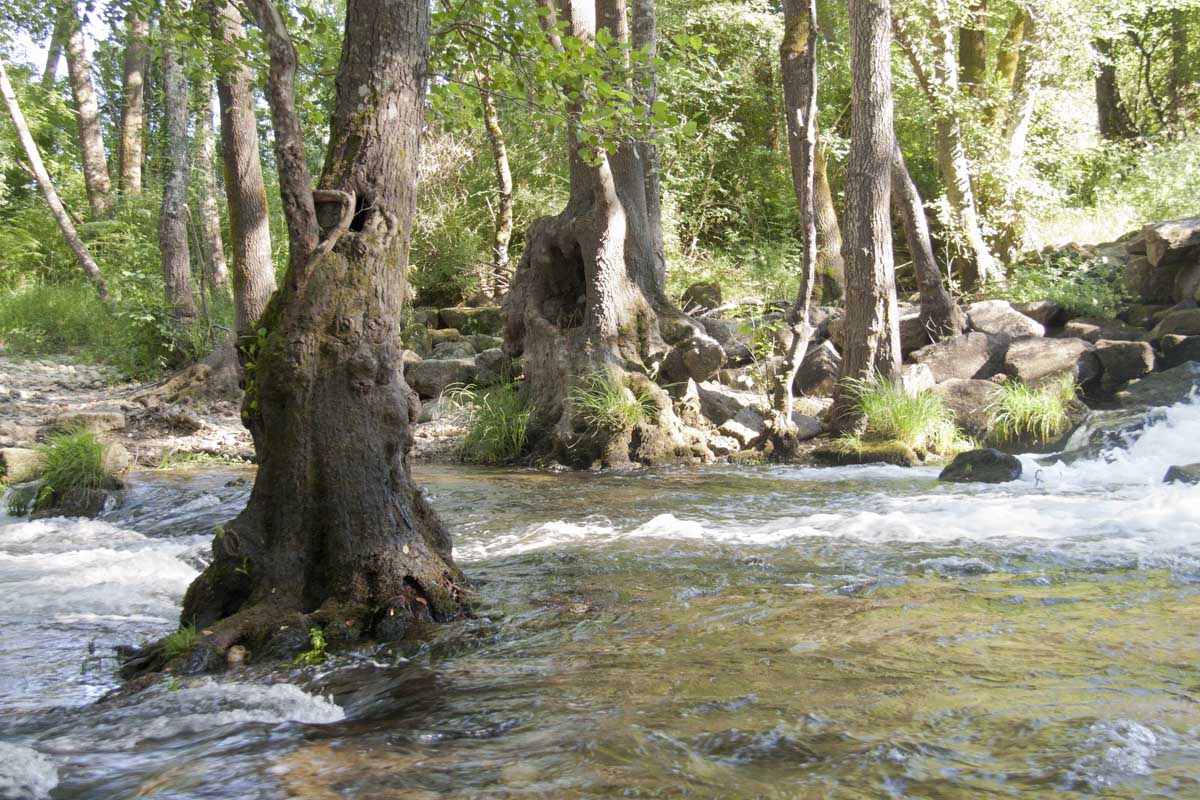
[1,400,1199,799]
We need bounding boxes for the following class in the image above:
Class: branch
[307,190,355,270]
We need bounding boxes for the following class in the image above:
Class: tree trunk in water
[813,141,845,299]
[631,0,666,289]
[774,0,819,437]
[210,0,275,337]
[0,58,109,302]
[958,0,987,94]
[476,66,513,298]
[63,2,113,218]
[176,0,467,662]
[1094,38,1138,140]
[118,12,148,196]
[891,143,962,340]
[159,25,197,328]
[194,83,230,297]
[42,14,66,88]
[503,0,721,468]
[829,0,900,432]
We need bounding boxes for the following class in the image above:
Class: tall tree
[958,0,987,93]
[631,0,665,288]
[474,59,514,298]
[830,0,900,430]
[159,14,197,326]
[194,81,229,297]
[42,13,67,88]
[174,0,468,660]
[0,58,109,301]
[62,1,113,218]
[118,11,149,195]
[1094,37,1138,139]
[813,141,845,299]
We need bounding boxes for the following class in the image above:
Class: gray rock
[899,312,932,356]
[789,412,823,441]
[1176,262,1200,303]
[406,358,478,399]
[1163,464,1200,485]
[0,447,40,482]
[932,379,1002,438]
[401,323,432,357]
[1144,215,1200,267]
[468,333,503,353]
[699,317,753,365]
[794,340,842,397]
[660,333,726,385]
[411,307,439,328]
[52,410,127,434]
[1062,317,1146,343]
[401,349,423,367]
[1014,300,1067,328]
[696,381,762,426]
[967,300,1044,338]
[1124,255,1181,304]
[1115,361,1200,408]
[938,448,1022,483]
[1095,339,1155,392]
[1160,335,1200,369]
[717,405,767,447]
[899,363,935,396]
[439,306,503,335]
[474,348,515,387]
[103,442,133,473]
[1151,307,1200,338]
[431,340,477,360]
[1003,337,1099,386]
[716,367,760,391]
[680,281,722,313]
[912,332,1007,382]
[707,434,741,456]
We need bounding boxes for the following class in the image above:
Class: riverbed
[1,400,1198,798]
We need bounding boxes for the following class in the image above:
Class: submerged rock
[938,448,1022,483]
[811,440,920,467]
[1163,464,1200,484]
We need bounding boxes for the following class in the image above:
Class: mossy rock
[438,307,503,336]
[401,323,433,357]
[811,440,921,467]
[30,483,123,520]
[430,328,464,346]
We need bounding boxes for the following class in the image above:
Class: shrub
[569,372,657,433]
[840,375,967,455]
[987,376,1078,445]
[446,382,531,465]
[990,255,1127,319]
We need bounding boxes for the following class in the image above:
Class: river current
[1,400,1198,798]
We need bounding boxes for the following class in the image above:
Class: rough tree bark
[894,8,999,286]
[118,12,149,196]
[891,142,962,340]
[63,1,113,218]
[774,0,820,439]
[958,0,987,94]
[165,0,467,669]
[0,58,109,301]
[194,82,230,297]
[829,0,901,431]
[474,62,513,298]
[503,0,721,468]
[1094,37,1138,140]
[631,0,666,288]
[159,21,197,327]
[813,141,845,298]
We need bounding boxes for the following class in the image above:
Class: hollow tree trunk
[813,141,845,299]
[958,0,987,94]
[631,0,666,288]
[1094,37,1138,140]
[63,2,113,218]
[503,0,721,468]
[474,63,513,298]
[194,82,229,297]
[43,14,66,88]
[118,12,148,196]
[210,0,275,337]
[891,142,962,341]
[159,23,197,327]
[0,58,109,302]
[175,0,467,664]
[829,0,900,431]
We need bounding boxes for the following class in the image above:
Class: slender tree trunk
[159,21,197,327]
[830,0,900,431]
[958,0,987,94]
[210,0,275,337]
[503,0,722,468]
[118,12,148,196]
[1168,10,1188,124]
[813,141,845,299]
[475,64,513,298]
[995,9,1045,261]
[995,9,1025,90]
[1094,37,1138,140]
[42,15,66,88]
[891,142,961,340]
[631,0,666,289]
[63,2,113,218]
[775,0,820,430]
[1,58,109,302]
[194,82,229,297]
[176,0,467,664]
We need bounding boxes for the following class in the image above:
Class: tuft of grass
[445,382,531,465]
[987,376,1078,445]
[36,429,118,497]
[293,626,327,667]
[162,624,201,660]
[569,372,657,433]
[840,375,968,455]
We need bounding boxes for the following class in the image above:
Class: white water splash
[0,743,58,800]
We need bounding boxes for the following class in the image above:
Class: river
[1,400,1198,798]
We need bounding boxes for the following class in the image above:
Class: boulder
[1094,340,1155,393]
[794,340,841,397]
[431,340,476,360]
[30,487,118,520]
[1115,361,1200,408]
[717,405,767,447]
[0,447,40,482]
[1003,337,1099,386]
[912,332,1007,382]
[811,440,920,467]
[474,348,515,387]
[789,412,823,441]
[1163,464,1200,485]
[696,381,762,426]
[406,358,479,399]
[401,349,423,367]
[1151,307,1200,338]
[938,448,1022,483]
[438,306,503,335]
[660,333,726,385]
[1014,300,1067,328]
[51,410,127,434]
[706,434,741,456]
[1062,317,1146,343]
[410,307,439,328]
[401,323,432,357]
[1123,255,1181,304]
[1160,335,1200,370]
[1144,215,1200,267]
[716,367,760,391]
[932,379,1002,438]
[899,363,935,396]
[966,300,1044,338]
[102,442,133,473]
[1175,261,1200,303]
[699,317,753,365]
[468,334,503,353]
[680,281,722,313]
[899,312,932,356]
[430,328,464,345]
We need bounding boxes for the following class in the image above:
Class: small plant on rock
[162,624,201,660]
[445,382,531,465]
[840,375,968,455]
[293,626,328,667]
[987,376,1079,445]
[569,372,657,433]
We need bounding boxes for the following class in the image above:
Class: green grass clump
[36,428,118,497]
[569,372,657,433]
[446,382,531,465]
[840,375,968,455]
[162,624,201,660]
[293,626,327,667]
[987,376,1079,445]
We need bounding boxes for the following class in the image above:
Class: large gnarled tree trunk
[118,12,148,195]
[829,0,901,431]
[173,0,467,667]
[503,0,720,468]
[63,1,113,219]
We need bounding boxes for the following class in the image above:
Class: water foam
[0,742,58,800]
